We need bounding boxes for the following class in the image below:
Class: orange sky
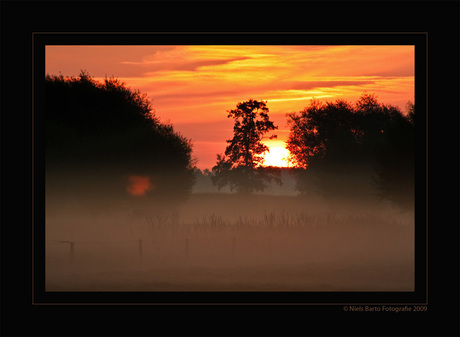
[46,45,414,169]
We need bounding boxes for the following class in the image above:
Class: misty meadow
[45,72,415,292]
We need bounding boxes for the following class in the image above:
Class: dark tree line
[45,71,195,205]
[286,93,415,210]
[45,72,415,211]
[209,94,414,210]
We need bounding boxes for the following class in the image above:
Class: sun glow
[46,45,414,170]
[262,146,293,168]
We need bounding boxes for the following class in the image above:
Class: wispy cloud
[46,45,414,169]
[123,57,251,72]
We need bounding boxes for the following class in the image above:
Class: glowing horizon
[46,45,414,169]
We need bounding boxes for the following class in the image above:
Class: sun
[262,146,293,168]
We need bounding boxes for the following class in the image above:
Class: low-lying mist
[45,188,414,292]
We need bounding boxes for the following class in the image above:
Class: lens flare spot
[126,175,152,196]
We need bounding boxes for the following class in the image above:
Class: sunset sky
[46,45,414,169]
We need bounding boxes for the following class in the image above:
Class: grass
[45,192,415,291]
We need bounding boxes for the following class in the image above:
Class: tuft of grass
[134,209,409,237]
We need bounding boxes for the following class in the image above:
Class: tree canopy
[286,93,415,210]
[211,99,280,194]
[45,71,196,204]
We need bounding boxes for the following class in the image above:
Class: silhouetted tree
[286,97,366,199]
[45,71,196,206]
[286,93,415,209]
[373,102,415,210]
[211,99,280,194]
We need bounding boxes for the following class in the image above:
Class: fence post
[60,241,74,264]
[138,239,143,263]
[268,236,272,263]
[69,241,74,264]
[185,238,189,258]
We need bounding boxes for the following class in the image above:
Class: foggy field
[45,193,414,292]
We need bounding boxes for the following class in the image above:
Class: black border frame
[2,1,459,336]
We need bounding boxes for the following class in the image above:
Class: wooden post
[69,241,74,264]
[185,238,189,258]
[231,237,236,259]
[138,239,143,262]
[60,241,74,264]
[268,236,272,262]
